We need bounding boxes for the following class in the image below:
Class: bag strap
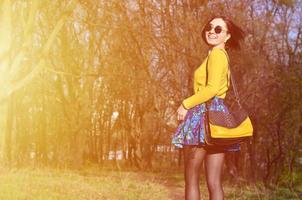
[205,49,242,106]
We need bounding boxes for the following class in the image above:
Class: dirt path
[138,170,184,200]
[161,178,184,200]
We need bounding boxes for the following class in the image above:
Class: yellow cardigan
[182,48,230,110]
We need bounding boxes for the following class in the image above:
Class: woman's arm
[182,49,228,109]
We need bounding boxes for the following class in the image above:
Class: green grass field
[0,167,169,200]
[0,167,301,200]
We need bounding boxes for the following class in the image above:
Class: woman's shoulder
[209,48,228,57]
[208,48,229,63]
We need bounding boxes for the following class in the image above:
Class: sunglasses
[204,24,227,34]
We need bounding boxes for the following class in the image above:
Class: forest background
[0,0,301,199]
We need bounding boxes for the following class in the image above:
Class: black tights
[184,145,225,200]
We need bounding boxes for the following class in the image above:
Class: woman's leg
[205,151,225,200]
[184,146,207,200]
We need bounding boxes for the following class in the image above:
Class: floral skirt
[171,97,240,152]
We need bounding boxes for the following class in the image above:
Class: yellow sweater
[182,48,230,109]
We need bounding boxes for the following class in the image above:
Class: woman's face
[205,18,231,48]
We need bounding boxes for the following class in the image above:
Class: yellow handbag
[204,107,253,146]
[204,51,253,146]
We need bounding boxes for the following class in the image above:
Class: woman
[172,16,245,200]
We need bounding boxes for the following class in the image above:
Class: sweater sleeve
[182,49,228,109]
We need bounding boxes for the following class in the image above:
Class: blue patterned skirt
[171,97,240,152]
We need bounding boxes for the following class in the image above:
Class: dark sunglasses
[204,24,227,34]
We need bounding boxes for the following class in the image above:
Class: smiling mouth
[208,36,217,39]
[207,34,217,39]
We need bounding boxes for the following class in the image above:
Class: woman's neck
[212,43,226,50]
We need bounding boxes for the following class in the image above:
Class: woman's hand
[177,104,188,121]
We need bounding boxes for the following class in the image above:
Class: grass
[0,166,301,200]
[0,167,169,200]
